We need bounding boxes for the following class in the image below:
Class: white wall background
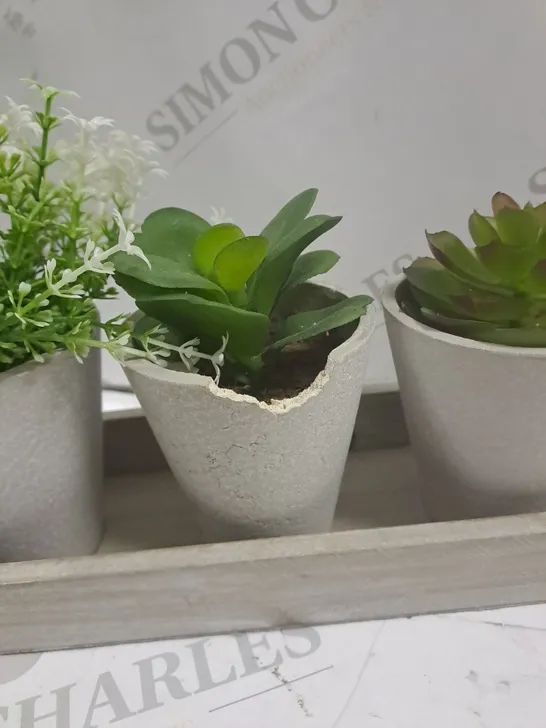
[2,0,546,389]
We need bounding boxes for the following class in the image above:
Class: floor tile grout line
[332,621,386,728]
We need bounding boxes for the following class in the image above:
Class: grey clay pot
[383,278,546,521]
[0,349,103,561]
[125,298,375,542]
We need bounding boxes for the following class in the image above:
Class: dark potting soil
[191,286,360,403]
[226,331,346,404]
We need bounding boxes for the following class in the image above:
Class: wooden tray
[2,391,546,655]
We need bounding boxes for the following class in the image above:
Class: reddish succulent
[399,192,546,346]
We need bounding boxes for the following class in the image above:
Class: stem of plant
[33,96,53,200]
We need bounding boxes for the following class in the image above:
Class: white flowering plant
[0,80,166,372]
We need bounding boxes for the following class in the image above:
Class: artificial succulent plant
[113,189,372,382]
[399,192,546,346]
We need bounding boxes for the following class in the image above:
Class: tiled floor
[2,606,546,726]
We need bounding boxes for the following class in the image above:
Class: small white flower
[68,284,85,297]
[113,328,228,383]
[94,259,116,275]
[85,130,167,213]
[18,281,31,298]
[86,247,115,275]
[44,260,83,299]
[62,110,115,133]
[73,348,89,364]
[178,334,229,384]
[83,239,96,264]
[22,79,80,100]
[59,269,78,287]
[178,338,201,370]
[112,209,135,249]
[116,332,131,347]
[44,259,58,291]
[0,97,41,139]
[1,142,23,160]
[210,206,234,225]
[112,209,151,268]
[209,334,229,384]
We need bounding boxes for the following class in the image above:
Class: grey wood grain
[2,446,546,654]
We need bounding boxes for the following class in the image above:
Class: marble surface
[1,605,546,726]
[5,391,537,726]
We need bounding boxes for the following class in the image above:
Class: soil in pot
[194,283,360,403]
[229,330,349,403]
[168,324,355,403]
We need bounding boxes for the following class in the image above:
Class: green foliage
[0,81,164,371]
[0,86,112,370]
[114,190,372,377]
[400,192,546,346]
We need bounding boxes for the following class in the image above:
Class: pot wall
[125,312,375,542]
[382,279,546,521]
[0,350,103,561]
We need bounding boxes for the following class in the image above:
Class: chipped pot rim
[124,293,376,414]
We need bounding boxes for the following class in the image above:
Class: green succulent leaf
[404,257,468,300]
[404,258,495,320]
[260,188,318,249]
[115,272,174,300]
[112,252,228,301]
[417,306,546,347]
[193,223,246,279]
[213,235,269,292]
[531,201,546,226]
[138,208,210,263]
[494,208,540,248]
[246,188,319,300]
[525,259,546,296]
[130,312,194,349]
[415,307,503,334]
[283,250,340,292]
[403,192,546,346]
[468,211,498,247]
[405,258,529,323]
[136,292,269,362]
[491,192,520,215]
[131,312,163,338]
[114,271,228,304]
[250,215,342,316]
[479,327,546,346]
[426,230,501,287]
[476,241,537,286]
[269,295,372,351]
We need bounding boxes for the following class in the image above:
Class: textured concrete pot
[383,278,546,521]
[125,298,375,542]
[0,349,103,561]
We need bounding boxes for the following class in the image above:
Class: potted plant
[0,81,163,561]
[382,192,546,521]
[113,189,375,541]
